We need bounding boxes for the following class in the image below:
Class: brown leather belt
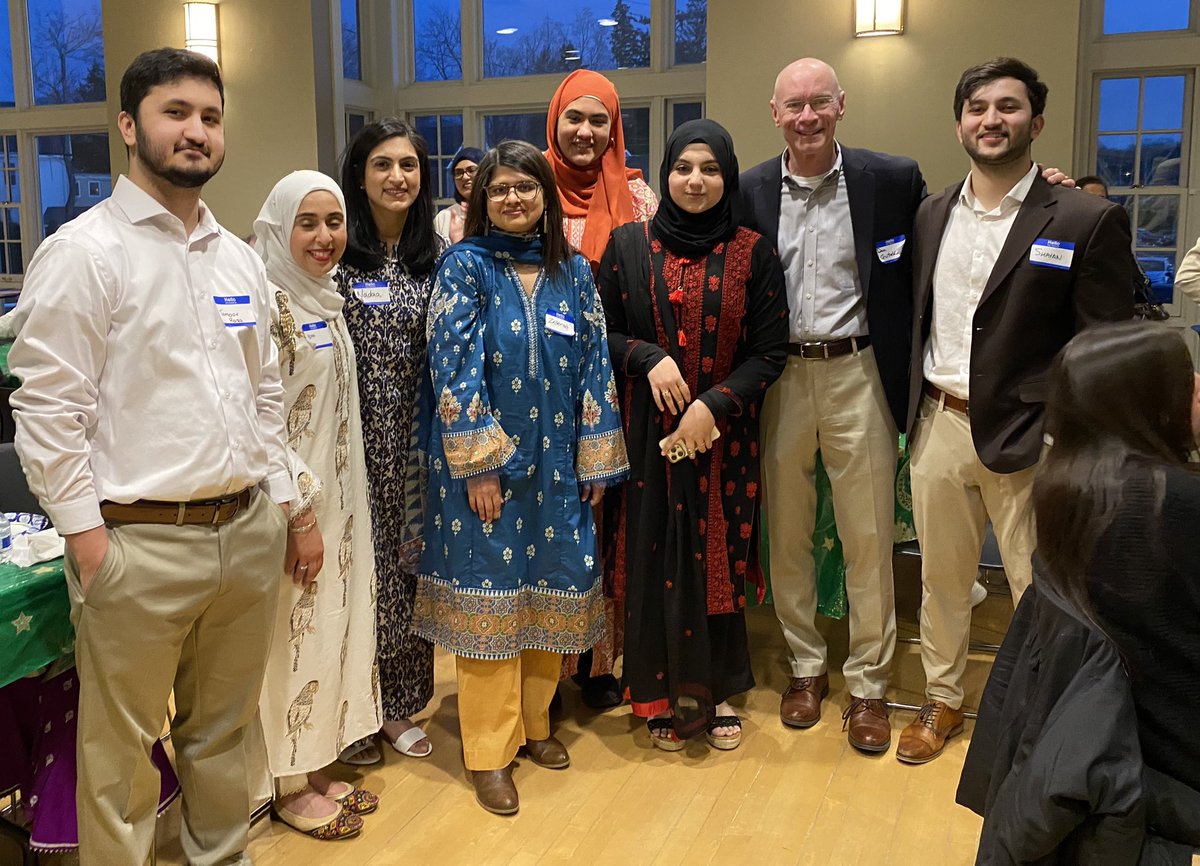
[100,488,254,526]
[924,381,969,415]
[787,335,870,360]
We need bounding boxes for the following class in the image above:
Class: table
[0,340,14,389]
[0,558,72,690]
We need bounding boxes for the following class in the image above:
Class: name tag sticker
[875,235,906,264]
[301,320,332,350]
[352,280,391,305]
[1029,239,1075,270]
[545,309,576,337]
[213,295,255,327]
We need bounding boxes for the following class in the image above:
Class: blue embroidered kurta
[413,244,629,659]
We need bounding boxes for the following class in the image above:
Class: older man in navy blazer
[898,57,1133,765]
[740,58,926,753]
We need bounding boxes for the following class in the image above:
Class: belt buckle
[801,341,828,360]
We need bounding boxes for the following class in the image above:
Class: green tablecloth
[0,339,16,388]
[0,557,72,688]
[756,440,915,619]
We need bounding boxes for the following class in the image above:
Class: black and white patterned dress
[336,241,445,720]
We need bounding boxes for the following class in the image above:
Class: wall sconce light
[854,0,905,37]
[183,1,220,63]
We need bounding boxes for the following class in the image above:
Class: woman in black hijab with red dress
[598,119,788,751]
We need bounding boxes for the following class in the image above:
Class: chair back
[0,441,43,517]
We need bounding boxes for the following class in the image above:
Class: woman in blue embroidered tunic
[413,141,628,815]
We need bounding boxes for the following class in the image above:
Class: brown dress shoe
[780,673,829,728]
[471,767,519,815]
[896,701,965,764]
[521,736,570,769]
[842,697,891,752]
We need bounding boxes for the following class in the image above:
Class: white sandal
[388,726,432,758]
[338,736,381,766]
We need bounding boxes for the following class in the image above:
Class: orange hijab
[545,69,643,268]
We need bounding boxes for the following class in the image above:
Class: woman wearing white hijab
[253,170,381,840]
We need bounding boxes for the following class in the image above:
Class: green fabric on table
[0,339,16,389]
[0,557,72,688]
[755,440,916,620]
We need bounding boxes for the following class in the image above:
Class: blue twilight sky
[1104,0,1189,33]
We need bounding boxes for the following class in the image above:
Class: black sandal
[706,715,742,750]
[647,717,685,752]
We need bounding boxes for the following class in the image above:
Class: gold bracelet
[289,520,317,534]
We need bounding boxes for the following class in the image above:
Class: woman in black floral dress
[334,119,446,762]
[599,120,788,751]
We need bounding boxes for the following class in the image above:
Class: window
[1093,73,1187,303]
[674,0,706,65]
[484,113,546,151]
[1102,0,1188,35]
[1,135,20,275]
[413,0,462,82]
[342,0,362,80]
[482,0,649,79]
[671,100,703,130]
[346,109,371,143]
[0,2,14,107]
[413,112,464,201]
[621,106,650,178]
[27,0,106,105]
[35,132,109,238]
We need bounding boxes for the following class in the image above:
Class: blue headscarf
[449,147,485,203]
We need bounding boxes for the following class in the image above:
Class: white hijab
[253,170,347,320]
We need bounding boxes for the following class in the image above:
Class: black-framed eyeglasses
[484,181,542,201]
[452,166,478,179]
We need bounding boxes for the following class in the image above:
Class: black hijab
[651,119,741,259]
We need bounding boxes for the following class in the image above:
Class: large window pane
[0,0,14,107]
[484,113,546,150]
[1096,134,1136,187]
[1141,133,1181,185]
[1137,254,1175,304]
[674,0,706,65]
[413,112,466,201]
[28,0,105,106]
[1103,0,1188,34]
[1098,78,1138,132]
[342,0,361,80]
[622,106,650,179]
[482,0,648,78]
[1142,75,1184,130]
[414,0,462,82]
[35,132,110,237]
[1,135,20,275]
[671,100,702,130]
[1137,194,1178,249]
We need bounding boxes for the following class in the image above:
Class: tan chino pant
[455,649,561,771]
[909,395,1037,709]
[761,347,899,698]
[66,491,287,866]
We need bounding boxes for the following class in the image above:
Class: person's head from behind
[1076,175,1109,199]
[953,57,1047,170]
[1035,321,1199,608]
[117,48,226,190]
[464,140,569,272]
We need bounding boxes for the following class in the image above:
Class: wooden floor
[27,557,1021,866]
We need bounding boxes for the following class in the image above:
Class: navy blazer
[908,175,1134,473]
[739,145,927,429]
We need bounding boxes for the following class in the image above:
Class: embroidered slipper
[273,801,363,841]
[647,717,685,752]
[338,736,382,766]
[705,715,742,750]
[387,726,433,758]
[322,780,380,816]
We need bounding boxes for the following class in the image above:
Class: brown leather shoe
[780,673,829,728]
[896,701,965,764]
[521,736,570,769]
[842,697,891,753]
[471,767,519,815]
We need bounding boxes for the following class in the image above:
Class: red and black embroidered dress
[599,221,788,737]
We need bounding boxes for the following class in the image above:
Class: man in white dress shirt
[10,49,293,865]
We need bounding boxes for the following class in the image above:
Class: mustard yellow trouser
[455,649,561,771]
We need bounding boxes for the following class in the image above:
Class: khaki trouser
[66,491,287,866]
[910,395,1037,709]
[455,649,560,771]
[761,348,899,698]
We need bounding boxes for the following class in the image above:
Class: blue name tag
[1029,238,1075,270]
[875,235,906,264]
[352,280,391,305]
[213,295,255,327]
[545,309,575,336]
[301,320,333,349]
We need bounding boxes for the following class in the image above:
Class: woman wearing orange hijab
[545,69,658,708]
[545,69,658,272]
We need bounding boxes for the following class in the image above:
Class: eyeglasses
[452,166,477,179]
[781,96,839,115]
[484,181,542,201]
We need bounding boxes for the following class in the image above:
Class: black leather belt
[787,335,870,360]
[99,488,254,526]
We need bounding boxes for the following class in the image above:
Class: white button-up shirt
[777,145,867,341]
[923,162,1038,399]
[10,175,295,534]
